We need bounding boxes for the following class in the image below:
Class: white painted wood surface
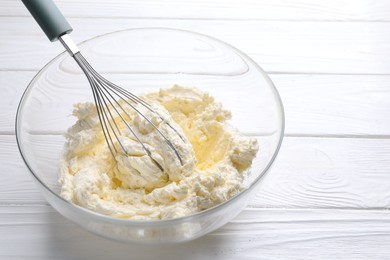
[1,0,390,259]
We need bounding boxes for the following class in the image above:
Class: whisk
[22,0,183,168]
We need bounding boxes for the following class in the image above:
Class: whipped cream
[60,85,258,220]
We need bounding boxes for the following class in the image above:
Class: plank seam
[4,133,390,140]
[2,68,390,76]
[2,14,390,22]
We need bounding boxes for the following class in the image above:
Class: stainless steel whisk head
[59,35,183,169]
[22,0,183,170]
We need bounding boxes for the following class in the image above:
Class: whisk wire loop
[70,51,183,169]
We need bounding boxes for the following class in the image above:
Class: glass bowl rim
[15,27,285,226]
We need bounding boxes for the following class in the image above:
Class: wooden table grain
[1,1,390,259]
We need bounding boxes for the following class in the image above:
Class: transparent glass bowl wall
[16,28,284,244]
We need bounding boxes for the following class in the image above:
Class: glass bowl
[15,28,284,244]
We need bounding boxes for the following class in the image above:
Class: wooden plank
[3,134,390,209]
[1,205,390,259]
[251,137,390,208]
[1,17,389,74]
[3,0,390,21]
[0,71,35,134]
[3,72,390,136]
[0,135,45,204]
[271,74,390,136]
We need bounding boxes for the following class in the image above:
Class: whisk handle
[21,0,73,42]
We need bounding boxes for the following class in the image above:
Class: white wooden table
[2,0,390,259]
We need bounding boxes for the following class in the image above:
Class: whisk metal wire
[59,34,183,169]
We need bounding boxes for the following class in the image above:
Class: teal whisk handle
[21,0,73,42]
